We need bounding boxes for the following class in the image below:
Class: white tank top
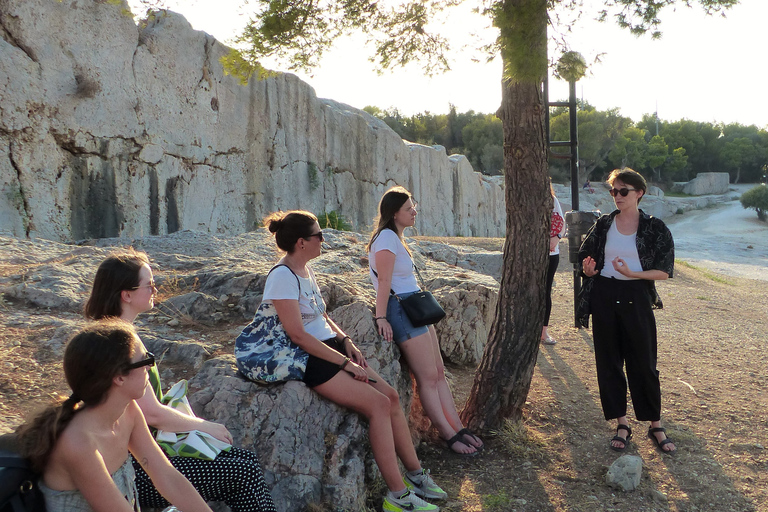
[600,221,642,280]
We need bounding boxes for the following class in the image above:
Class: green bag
[151,371,231,461]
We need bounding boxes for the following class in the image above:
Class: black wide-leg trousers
[590,276,662,421]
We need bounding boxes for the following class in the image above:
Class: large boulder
[0,0,505,242]
[682,172,730,196]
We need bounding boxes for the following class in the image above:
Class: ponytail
[16,397,82,473]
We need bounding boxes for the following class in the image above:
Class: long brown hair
[16,321,138,472]
[84,249,150,320]
[263,210,318,253]
[365,185,413,254]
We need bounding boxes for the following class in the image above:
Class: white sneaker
[404,469,448,500]
[541,335,557,345]
[383,490,439,511]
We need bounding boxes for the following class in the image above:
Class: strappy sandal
[457,428,484,451]
[445,433,479,457]
[648,427,677,455]
[610,424,632,452]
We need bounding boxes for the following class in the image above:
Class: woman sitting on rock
[84,250,276,512]
[244,210,446,512]
[16,321,214,512]
[367,186,483,456]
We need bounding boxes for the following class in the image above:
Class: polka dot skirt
[132,447,276,512]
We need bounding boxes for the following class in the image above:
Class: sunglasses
[305,231,324,241]
[125,352,155,371]
[609,187,638,197]
[131,280,157,291]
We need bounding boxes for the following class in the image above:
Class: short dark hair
[607,168,647,203]
[263,210,318,253]
[85,249,149,320]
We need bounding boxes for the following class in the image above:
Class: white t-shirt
[600,221,643,280]
[368,229,420,294]
[551,196,566,256]
[262,264,337,340]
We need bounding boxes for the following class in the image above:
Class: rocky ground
[1,229,767,512]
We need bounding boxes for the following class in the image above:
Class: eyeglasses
[305,231,324,241]
[609,187,638,197]
[131,280,157,291]
[125,352,155,371]
[403,202,418,214]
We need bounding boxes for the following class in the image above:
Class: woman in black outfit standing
[577,168,677,454]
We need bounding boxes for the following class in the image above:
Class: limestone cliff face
[0,0,505,242]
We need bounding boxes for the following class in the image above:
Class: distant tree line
[364,103,768,186]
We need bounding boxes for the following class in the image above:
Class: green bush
[740,185,768,221]
[316,210,352,231]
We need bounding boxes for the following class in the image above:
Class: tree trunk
[461,0,550,431]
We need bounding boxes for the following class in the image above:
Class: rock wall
[0,0,506,242]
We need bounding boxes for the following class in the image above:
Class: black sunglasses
[125,352,155,371]
[609,187,638,197]
[305,231,324,241]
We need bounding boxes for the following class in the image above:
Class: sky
[140,0,768,128]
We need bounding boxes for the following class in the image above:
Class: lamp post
[545,51,599,327]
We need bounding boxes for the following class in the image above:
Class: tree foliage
[740,184,768,221]
[233,0,743,431]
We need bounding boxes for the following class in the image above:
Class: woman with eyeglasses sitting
[84,250,276,512]
[244,210,445,512]
[16,321,215,512]
[367,186,483,456]
[577,168,677,455]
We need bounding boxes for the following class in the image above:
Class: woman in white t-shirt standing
[260,210,446,512]
[542,182,566,345]
[367,186,483,456]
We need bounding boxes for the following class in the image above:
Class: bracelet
[374,316,387,322]
[339,357,350,370]
[342,335,352,343]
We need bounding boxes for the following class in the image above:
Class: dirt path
[665,195,768,281]
[418,261,767,512]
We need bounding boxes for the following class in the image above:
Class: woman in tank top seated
[15,321,215,512]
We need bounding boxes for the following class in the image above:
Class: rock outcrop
[682,172,730,196]
[0,0,505,242]
[0,229,499,511]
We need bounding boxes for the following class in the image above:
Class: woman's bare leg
[400,329,477,454]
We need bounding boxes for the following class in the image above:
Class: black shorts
[303,338,344,388]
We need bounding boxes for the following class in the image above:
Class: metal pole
[568,79,581,327]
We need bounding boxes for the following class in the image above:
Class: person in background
[542,182,566,345]
[583,179,595,193]
[367,186,483,456]
[16,321,215,512]
[578,168,676,455]
[85,250,276,512]
[254,210,446,512]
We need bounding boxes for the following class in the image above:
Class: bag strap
[0,455,31,469]
[370,264,428,300]
[268,264,302,301]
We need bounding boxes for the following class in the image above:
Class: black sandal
[648,427,677,455]
[610,424,632,452]
[445,433,479,457]
[457,428,484,451]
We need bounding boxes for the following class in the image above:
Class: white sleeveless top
[600,221,643,280]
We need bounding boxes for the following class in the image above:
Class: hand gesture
[611,257,634,278]
[582,256,598,277]
[376,318,393,342]
[346,360,370,382]
[344,337,368,368]
[201,421,234,444]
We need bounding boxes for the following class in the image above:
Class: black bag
[371,264,446,327]
[396,290,446,327]
[0,445,46,512]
